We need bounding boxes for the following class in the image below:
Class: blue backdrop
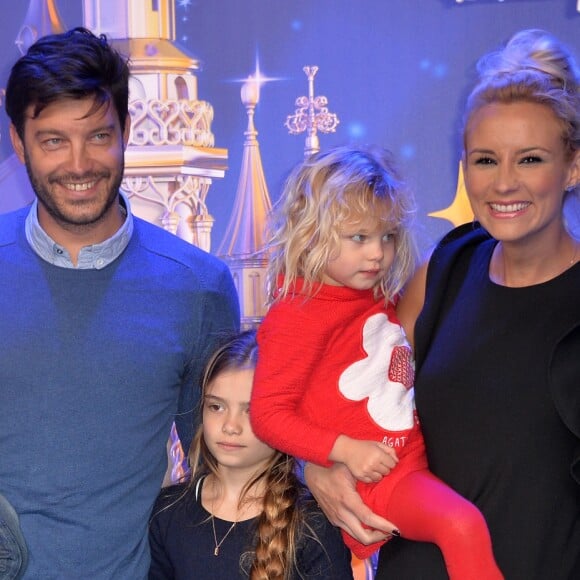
[1,0,578,252]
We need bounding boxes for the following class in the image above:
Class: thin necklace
[570,242,579,268]
[495,240,579,285]
[209,479,238,557]
[210,513,237,556]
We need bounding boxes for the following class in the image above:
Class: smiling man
[0,28,239,579]
[11,96,129,265]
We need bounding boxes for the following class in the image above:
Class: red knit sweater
[251,278,418,467]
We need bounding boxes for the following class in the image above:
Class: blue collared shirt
[24,194,134,269]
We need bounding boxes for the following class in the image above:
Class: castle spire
[218,75,272,328]
[15,0,66,55]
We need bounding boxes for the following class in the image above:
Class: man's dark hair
[5,27,130,138]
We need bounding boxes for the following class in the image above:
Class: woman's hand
[304,462,399,544]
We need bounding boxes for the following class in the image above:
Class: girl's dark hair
[5,27,130,138]
[187,329,314,579]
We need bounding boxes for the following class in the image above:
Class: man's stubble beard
[24,149,125,232]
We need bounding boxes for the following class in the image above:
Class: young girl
[250,145,503,580]
[148,330,353,580]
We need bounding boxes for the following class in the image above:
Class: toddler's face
[321,217,395,290]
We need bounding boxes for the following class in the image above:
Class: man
[0,27,239,578]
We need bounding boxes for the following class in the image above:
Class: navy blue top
[149,481,354,579]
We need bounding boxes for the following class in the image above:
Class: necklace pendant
[214,546,219,556]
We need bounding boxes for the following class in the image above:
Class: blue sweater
[0,207,239,579]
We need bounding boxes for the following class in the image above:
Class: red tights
[343,469,503,580]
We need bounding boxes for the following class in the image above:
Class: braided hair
[187,330,320,579]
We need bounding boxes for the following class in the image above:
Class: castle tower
[84,0,227,251]
[218,77,272,329]
[15,0,66,55]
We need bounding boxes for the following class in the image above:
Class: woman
[305,29,580,579]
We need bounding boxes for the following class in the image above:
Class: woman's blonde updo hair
[265,144,417,304]
[464,29,580,157]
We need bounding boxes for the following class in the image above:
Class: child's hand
[329,435,398,483]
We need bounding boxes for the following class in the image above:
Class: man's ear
[122,116,131,150]
[9,124,25,164]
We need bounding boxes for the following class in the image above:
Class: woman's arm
[397,261,429,350]
[304,463,397,543]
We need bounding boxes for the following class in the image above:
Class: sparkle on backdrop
[178,0,194,42]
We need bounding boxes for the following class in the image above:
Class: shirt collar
[24,193,134,269]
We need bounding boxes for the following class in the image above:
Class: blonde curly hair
[265,144,417,304]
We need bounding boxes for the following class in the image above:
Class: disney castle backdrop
[1,2,578,577]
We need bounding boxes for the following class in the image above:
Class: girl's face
[203,367,275,476]
[463,101,580,247]
[322,216,396,290]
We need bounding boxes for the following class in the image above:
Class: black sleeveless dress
[377,224,580,580]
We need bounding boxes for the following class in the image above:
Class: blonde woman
[307,31,580,580]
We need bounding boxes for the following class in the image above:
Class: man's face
[10,97,129,241]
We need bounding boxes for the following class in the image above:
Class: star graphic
[178,0,192,8]
[428,162,474,227]
[230,57,283,96]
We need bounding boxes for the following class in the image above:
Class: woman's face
[463,101,580,246]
